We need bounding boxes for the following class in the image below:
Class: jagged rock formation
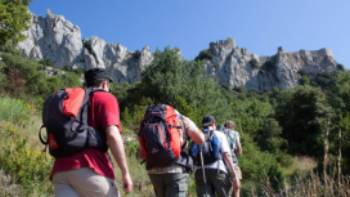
[18,11,153,83]
[82,37,153,82]
[197,39,338,91]
[18,11,340,90]
[18,10,84,68]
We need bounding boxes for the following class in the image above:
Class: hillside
[18,11,344,91]
[1,1,350,196]
[1,49,350,196]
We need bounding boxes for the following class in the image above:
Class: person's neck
[87,86,105,91]
[89,84,108,91]
[204,126,216,131]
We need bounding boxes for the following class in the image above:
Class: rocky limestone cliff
[197,39,338,91]
[82,36,153,83]
[18,11,340,90]
[18,11,153,83]
[18,11,84,68]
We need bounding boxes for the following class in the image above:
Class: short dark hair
[202,115,216,127]
[84,68,113,87]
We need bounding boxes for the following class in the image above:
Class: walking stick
[200,148,210,197]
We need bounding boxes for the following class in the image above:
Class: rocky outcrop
[18,10,84,68]
[18,11,153,83]
[18,11,340,90]
[82,37,153,83]
[197,39,339,91]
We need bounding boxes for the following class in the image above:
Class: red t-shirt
[51,91,121,180]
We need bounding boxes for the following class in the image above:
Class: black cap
[202,115,216,127]
[84,68,113,87]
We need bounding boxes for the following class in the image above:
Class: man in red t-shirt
[52,68,133,196]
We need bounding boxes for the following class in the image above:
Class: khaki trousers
[194,169,231,197]
[52,168,119,197]
[149,173,189,197]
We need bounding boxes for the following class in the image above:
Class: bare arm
[183,117,205,144]
[223,153,235,176]
[235,136,242,156]
[223,152,240,190]
[106,125,133,193]
[187,128,205,144]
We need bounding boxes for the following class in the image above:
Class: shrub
[0,52,81,106]
[0,169,23,197]
[276,86,333,157]
[0,97,33,127]
[0,122,53,195]
[0,0,31,48]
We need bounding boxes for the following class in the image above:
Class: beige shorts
[52,168,119,197]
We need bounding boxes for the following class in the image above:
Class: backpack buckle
[38,125,48,145]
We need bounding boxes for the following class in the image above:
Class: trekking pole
[200,149,210,197]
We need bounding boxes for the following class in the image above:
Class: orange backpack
[39,87,108,157]
[138,104,182,169]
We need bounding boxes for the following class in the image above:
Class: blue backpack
[190,129,222,165]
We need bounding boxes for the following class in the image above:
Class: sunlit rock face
[19,11,339,89]
[18,10,84,68]
[197,39,338,91]
[18,11,153,83]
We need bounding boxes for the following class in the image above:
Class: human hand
[122,173,133,193]
[232,176,240,191]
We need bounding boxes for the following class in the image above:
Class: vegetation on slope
[2,48,350,196]
[0,1,350,196]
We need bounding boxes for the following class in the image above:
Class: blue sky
[30,0,350,68]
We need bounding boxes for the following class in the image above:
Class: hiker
[138,104,205,197]
[191,115,240,197]
[223,120,242,197]
[49,68,133,196]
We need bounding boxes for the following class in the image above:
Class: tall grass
[0,97,52,196]
[0,169,23,197]
[114,134,155,197]
[0,121,53,196]
[0,97,33,126]
[252,172,350,197]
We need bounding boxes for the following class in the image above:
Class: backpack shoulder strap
[78,88,108,124]
[223,128,230,137]
[226,129,235,150]
[208,129,215,139]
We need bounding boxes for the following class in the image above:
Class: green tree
[126,48,228,123]
[228,94,273,136]
[334,71,350,110]
[255,117,286,153]
[239,132,285,194]
[339,113,350,174]
[311,71,350,174]
[0,0,31,49]
[276,86,333,157]
[327,72,350,174]
[0,52,81,104]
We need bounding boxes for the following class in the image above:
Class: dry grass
[113,138,155,197]
[293,156,318,171]
[253,172,350,197]
[283,156,317,177]
[0,169,23,197]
